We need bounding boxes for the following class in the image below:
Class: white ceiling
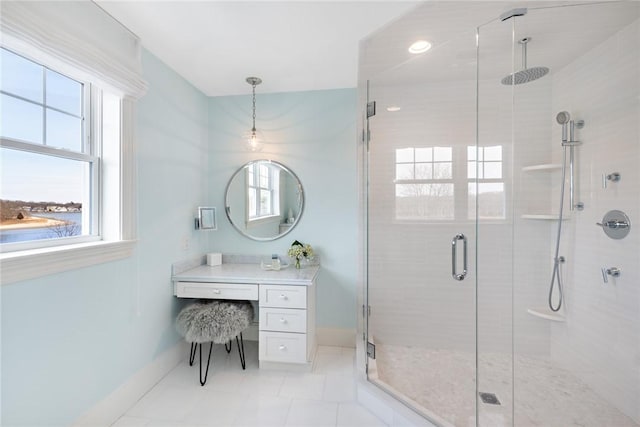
[96,1,419,97]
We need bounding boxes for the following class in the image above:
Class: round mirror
[225,160,304,241]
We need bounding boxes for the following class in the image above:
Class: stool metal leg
[199,342,214,386]
[225,340,232,353]
[189,342,197,366]
[236,332,246,370]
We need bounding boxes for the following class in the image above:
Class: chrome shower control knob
[601,267,621,283]
[596,210,631,239]
[597,220,629,230]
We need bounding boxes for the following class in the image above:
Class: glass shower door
[361,21,479,426]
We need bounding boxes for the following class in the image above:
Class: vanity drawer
[259,285,307,309]
[175,282,258,300]
[259,307,307,333]
[259,331,307,363]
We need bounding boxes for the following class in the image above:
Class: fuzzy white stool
[176,300,253,385]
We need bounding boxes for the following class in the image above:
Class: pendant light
[245,76,263,152]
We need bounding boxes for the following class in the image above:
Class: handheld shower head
[556,111,571,124]
[557,111,570,142]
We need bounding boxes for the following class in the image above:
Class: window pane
[433,146,452,161]
[46,109,82,151]
[259,189,271,215]
[415,163,432,179]
[0,148,90,244]
[46,69,82,116]
[484,145,502,161]
[467,146,476,161]
[433,162,452,179]
[484,161,502,179]
[468,161,477,179]
[259,165,269,188]
[396,163,414,180]
[415,147,432,162]
[395,183,454,220]
[248,165,255,185]
[396,148,413,163]
[0,94,43,144]
[469,182,505,220]
[248,188,257,218]
[1,48,43,103]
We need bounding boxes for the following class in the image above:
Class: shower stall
[358,2,639,426]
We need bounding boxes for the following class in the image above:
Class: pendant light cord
[251,82,257,132]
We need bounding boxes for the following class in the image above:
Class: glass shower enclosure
[359,2,640,426]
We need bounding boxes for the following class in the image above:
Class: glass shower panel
[475,16,516,427]
[362,12,479,426]
[510,3,640,427]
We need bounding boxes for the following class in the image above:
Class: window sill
[246,215,280,229]
[0,240,136,285]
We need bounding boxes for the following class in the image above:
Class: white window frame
[1,48,100,251]
[0,46,136,284]
[394,145,510,223]
[394,146,455,221]
[467,145,507,221]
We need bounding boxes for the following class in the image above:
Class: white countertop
[172,263,320,286]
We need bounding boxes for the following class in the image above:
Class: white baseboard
[316,327,356,348]
[72,340,187,427]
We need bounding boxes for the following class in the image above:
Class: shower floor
[373,344,638,427]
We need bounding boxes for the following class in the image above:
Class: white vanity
[172,258,319,369]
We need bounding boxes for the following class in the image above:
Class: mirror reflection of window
[247,163,280,222]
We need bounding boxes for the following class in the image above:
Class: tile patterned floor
[111,343,387,427]
[375,344,639,427]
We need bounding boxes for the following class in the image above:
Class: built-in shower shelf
[521,214,569,220]
[522,164,562,172]
[527,308,566,322]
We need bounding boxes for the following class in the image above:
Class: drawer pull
[279,318,287,324]
[278,345,287,351]
[279,294,288,300]
[213,289,221,294]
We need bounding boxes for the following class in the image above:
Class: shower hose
[549,145,567,312]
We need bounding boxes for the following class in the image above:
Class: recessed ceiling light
[408,40,432,54]
[386,106,401,112]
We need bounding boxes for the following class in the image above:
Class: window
[394,145,506,221]
[246,162,280,225]
[0,1,143,284]
[467,145,505,220]
[0,47,109,249]
[395,147,454,220]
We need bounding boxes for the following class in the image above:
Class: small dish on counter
[260,260,290,271]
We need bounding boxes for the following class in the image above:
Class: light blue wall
[0,50,210,426]
[1,57,359,425]
[208,89,358,329]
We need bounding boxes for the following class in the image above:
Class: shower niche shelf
[527,307,565,322]
[522,163,562,172]
[521,214,569,220]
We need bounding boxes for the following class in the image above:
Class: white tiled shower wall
[368,76,553,358]
[548,18,640,423]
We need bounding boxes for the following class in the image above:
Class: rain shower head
[501,37,549,85]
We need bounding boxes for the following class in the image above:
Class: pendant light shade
[245,76,263,152]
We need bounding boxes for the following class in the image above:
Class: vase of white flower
[287,240,314,269]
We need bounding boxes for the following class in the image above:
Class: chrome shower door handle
[451,233,468,281]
